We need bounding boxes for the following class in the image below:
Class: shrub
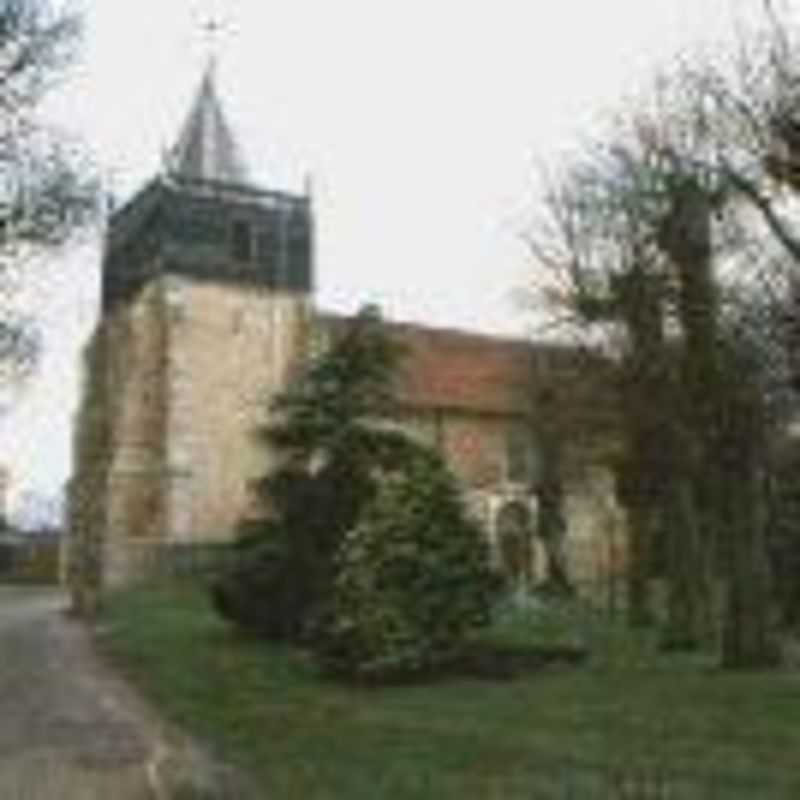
[211,464,374,642]
[313,449,501,682]
[211,306,406,642]
[212,306,502,669]
[211,520,309,640]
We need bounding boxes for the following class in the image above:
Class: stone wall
[68,278,169,593]
[69,272,311,595]
[67,330,107,605]
[398,406,625,588]
[397,408,532,487]
[562,462,628,605]
[161,278,310,542]
[106,281,167,532]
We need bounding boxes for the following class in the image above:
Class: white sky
[0,0,767,505]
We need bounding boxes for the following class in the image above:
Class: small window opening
[506,427,530,484]
[231,220,253,262]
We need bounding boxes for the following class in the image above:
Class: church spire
[167,61,250,186]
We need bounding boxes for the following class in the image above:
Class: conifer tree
[213,305,421,638]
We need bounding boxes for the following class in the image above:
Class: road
[0,586,163,798]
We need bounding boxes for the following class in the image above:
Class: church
[67,64,626,603]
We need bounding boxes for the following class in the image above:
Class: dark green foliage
[211,521,307,640]
[213,306,499,679]
[258,304,407,543]
[213,307,407,639]
[313,447,500,682]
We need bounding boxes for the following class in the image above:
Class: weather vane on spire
[198,11,230,72]
[202,17,224,48]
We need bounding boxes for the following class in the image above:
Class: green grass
[97,582,800,798]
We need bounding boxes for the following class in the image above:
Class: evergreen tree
[213,305,423,638]
[213,305,499,679]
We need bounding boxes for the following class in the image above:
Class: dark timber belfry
[102,64,313,312]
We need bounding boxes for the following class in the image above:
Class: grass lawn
[97,582,800,798]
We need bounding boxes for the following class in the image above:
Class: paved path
[0,586,165,798]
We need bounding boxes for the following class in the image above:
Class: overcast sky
[0,0,769,504]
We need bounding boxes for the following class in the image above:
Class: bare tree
[529,140,680,629]
[665,7,800,665]
[528,58,787,664]
[0,0,97,396]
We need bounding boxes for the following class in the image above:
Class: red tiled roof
[317,312,589,417]
[387,321,533,415]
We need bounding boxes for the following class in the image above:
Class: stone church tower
[70,65,313,588]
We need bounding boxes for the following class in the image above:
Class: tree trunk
[722,472,777,667]
[657,177,719,650]
[720,387,779,669]
[617,261,670,627]
[625,500,657,627]
[661,478,710,650]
